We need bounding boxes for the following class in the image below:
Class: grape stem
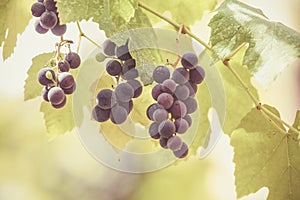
[138,1,300,136]
[76,21,101,52]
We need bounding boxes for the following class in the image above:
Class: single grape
[153,108,168,122]
[51,23,67,36]
[174,118,189,134]
[185,81,198,97]
[63,83,76,95]
[37,67,55,86]
[40,11,58,29]
[149,122,160,139]
[174,85,189,101]
[181,52,198,69]
[183,97,198,114]
[115,83,134,102]
[172,67,189,84]
[127,79,142,98]
[157,93,174,109]
[152,66,170,83]
[151,84,162,101]
[34,20,49,34]
[146,103,163,121]
[110,105,128,124]
[47,87,66,105]
[65,52,81,69]
[173,142,188,158]
[169,100,187,119]
[106,60,122,76]
[167,136,183,151]
[159,137,169,149]
[58,72,75,89]
[44,0,57,12]
[92,106,110,122]
[122,59,136,73]
[31,2,46,17]
[122,68,139,80]
[115,40,132,61]
[189,66,205,84]
[95,53,106,62]
[51,96,66,109]
[96,89,116,109]
[158,119,175,138]
[102,39,116,56]
[183,115,192,127]
[161,79,176,94]
[42,86,51,102]
[58,60,70,72]
[118,100,133,114]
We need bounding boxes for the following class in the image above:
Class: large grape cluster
[92,39,143,124]
[147,52,205,158]
[38,52,81,109]
[31,0,67,36]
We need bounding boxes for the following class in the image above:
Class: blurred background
[0,0,299,199]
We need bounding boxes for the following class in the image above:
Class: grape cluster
[38,52,81,109]
[146,52,205,158]
[31,0,67,36]
[92,39,143,124]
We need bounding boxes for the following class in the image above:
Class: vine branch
[76,21,101,51]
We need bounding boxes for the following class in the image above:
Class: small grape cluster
[31,0,67,36]
[92,39,143,124]
[37,52,81,109]
[146,52,205,158]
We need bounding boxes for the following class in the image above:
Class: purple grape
[115,41,132,61]
[146,103,163,121]
[51,23,67,36]
[65,52,81,69]
[42,86,51,102]
[110,105,128,124]
[151,84,163,100]
[183,115,192,127]
[158,120,175,138]
[44,0,57,12]
[189,66,205,84]
[118,100,133,114]
[63,83,76,95]
[161,79,176,94]
[153,66,170,83]
[185,81,198,97]
[122,68,139,80]
[106,60,122,76]
[152,108,168,122]
[174,85,189,101]
[157,93,174,109]
[159,137,169,149]
[40,11,58,29]
[149,122,160,139]
[183,97,198,114]
[172,67,189,84]
[37,67,55,86]
[173,142,188,158]
[169,100,187,119]
[127,79,142,98]
[96,89,116,109]
[34,20,49,34]
[31,2,46,17]
[115,83,134,102]
[167,136,183,151]
[92,106,110,122]
[181,52,198,69]
[47,87,66,105]
[38,0,44,2]
[122,59,136,73]
[58,72,75,89]
[102,39,116,56]
[174,118,189,134]
[58,60,70,72]
[51,96,66,109]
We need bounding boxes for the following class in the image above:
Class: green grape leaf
[40,98,75,140]
[209,0,300,87]
[290,110,300,146]
[24,52,55,101]
[0,0,33,60]
[231,105,300,200]
[140,0,217,26]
